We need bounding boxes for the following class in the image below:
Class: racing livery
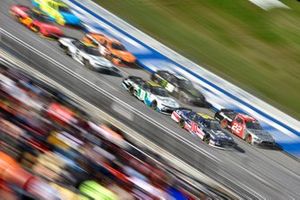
[122,76,180,114]
[171,109,235,148]
[214,109,276,146]
[32,0,81,26]
[10,5,63,38]
[58,37,121,75]
[82,33,136,66]
[151,70,207,107]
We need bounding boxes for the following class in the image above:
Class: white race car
[122,76,180,114]
[58,37,121,76]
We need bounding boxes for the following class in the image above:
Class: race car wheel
[220,119,228,129]
[179,92,189,104]
[179,120,185,128]
[65,48,71,56]
[83,59,93,70]
[245,135,252,144]
[151,101,157,110]
[203,136,210,144]
[31,24,39,33]
[150,73,157,82]
[129,87,135,96]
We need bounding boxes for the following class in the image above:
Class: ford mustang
[32,0,81,26]
[214,109,276,146]
[151,70,208,107]
[171,109,235,148]
[58,37,121,76]
[10,5,63,38]
[82,33,136,66]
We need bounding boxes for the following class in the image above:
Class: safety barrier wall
[63,0,300,157]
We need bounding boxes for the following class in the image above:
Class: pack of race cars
[9,0,277,150]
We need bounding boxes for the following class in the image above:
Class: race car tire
[179,92,189,104]
[203,136,210,144]
[150,73,157,82]
[31,24,39,33]
[179,120,185,128]
[83,59,93,70]
[245,134,252,144]
[129,87,135,96]
[64,48,71,56]
[220,119,228,129]
[151,101,157,110]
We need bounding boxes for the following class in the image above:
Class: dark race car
[10,5,63,38]
[171,109,235,148]
[150,70,208,107]
[214,109,276,147]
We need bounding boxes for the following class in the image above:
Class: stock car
[151,70,207,107]
[214,109,276,146]
[58,37,121,75]
[122,76,180,114]
[32,0,81,26]
[10,5,63,38]
[82,33,136,66]
[171,109,235,148]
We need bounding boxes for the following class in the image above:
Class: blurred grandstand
[0,60,230,199]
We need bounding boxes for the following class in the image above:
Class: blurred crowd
[0,62,210,199]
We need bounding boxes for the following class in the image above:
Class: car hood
[60,12,80,25]
[208,129,233,140]
[111,50,136,63]
[247,129,274,141]
[157,96,179,107]
[90,56,113,67]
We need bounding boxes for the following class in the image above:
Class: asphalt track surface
[1,0,300,199]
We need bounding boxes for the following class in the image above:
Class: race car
[171,109,235,148]
[32,0,81,26]
[122,76,180,114]
[82,33,136,66]
[214,109,276,146]
[58,37,121,75]
[151,70,207,107]
[10,5,63,38]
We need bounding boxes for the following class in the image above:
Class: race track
[1,0,300,199]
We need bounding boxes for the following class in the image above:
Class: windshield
[32,12,52,23]
[246,121,262,130]
[85,47,100,56]
[151,88,169,97]
[111,42,126,51]
[58,6,71,13]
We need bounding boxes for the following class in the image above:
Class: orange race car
[82,33,136,66]
[10,5,63,38]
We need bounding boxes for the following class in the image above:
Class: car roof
[237,113,257,122]
[157,70,187,79]
[87,33,121,44]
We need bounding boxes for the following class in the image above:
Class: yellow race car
[32,0,81,26]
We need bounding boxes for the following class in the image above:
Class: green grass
[95,0,300,119]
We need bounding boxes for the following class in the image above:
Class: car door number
[191,121,198,132]
[232,123,243,133]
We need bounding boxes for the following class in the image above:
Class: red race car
[10,5,63,38]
